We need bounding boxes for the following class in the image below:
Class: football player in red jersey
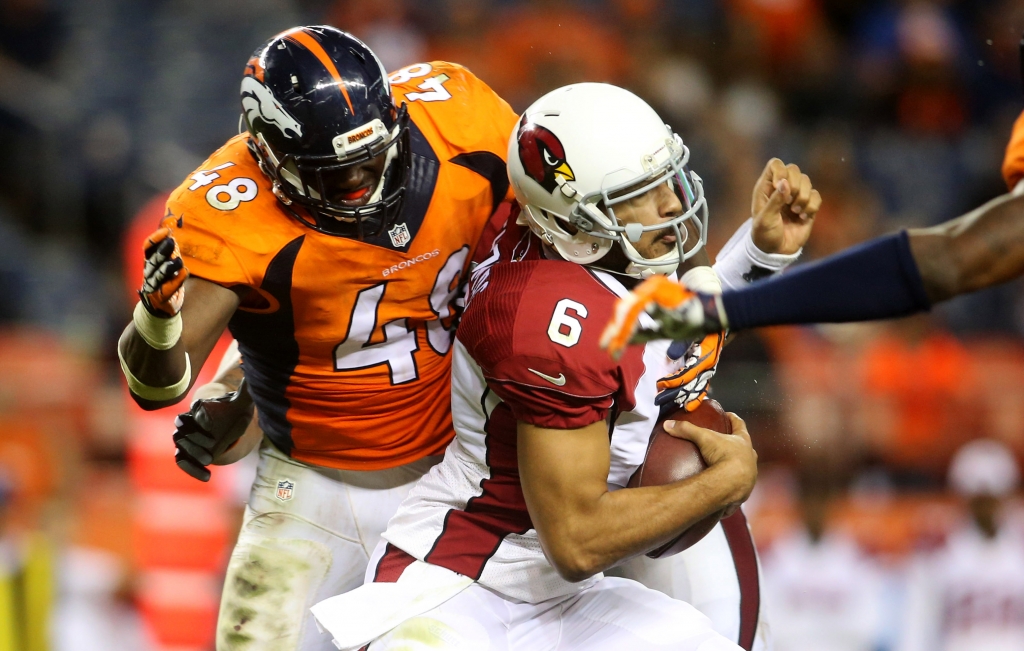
[602,107,1024,355]
[310,84,821,650]
[118,26,522,650]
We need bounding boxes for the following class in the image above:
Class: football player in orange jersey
[118,26,521,650]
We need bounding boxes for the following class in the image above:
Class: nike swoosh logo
[528,368,566,386]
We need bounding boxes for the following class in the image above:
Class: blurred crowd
[1,0,1024,649]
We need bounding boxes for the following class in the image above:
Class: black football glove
[173,378,254,482]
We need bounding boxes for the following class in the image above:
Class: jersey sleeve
[163,139,264,289]
[392,61,519,203]
[459,260,639,430]
[166,189,253,288]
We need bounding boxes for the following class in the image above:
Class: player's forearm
[119,325,189,390]
[537,463,739,582]
[909,192,1024,302]
[119,277,240,409]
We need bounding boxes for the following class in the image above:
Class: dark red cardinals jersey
[381,213,675,603]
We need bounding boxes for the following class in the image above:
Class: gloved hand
[600,275,727,359]
[140,227,189,317]
[173,378,254,482]
[656,332,725,411]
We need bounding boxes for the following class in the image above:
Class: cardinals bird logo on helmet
[517,116,575,194]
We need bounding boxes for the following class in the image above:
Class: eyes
[542,148,558,167]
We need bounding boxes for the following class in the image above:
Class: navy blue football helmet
[241,26,410,238]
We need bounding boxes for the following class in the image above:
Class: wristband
[714,219,801,291]
[118,346,192,401]
[679,265,723,295]
[133,300,183,350]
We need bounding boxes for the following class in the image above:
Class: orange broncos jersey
[1004,109,1024,191]
[166,62,518,470]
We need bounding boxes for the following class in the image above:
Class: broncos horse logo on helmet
[241,26,411,239]
[241,77,303,140]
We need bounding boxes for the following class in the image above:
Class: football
[627,399,731,558]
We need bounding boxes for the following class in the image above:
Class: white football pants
[215,441,768,651]
[610,512,772,651]
[367,575,742,651]
[215,441,440,651]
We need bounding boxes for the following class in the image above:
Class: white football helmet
[507,83,708,278]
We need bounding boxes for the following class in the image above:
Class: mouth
[338,185,371,201]
[332,183,376,208]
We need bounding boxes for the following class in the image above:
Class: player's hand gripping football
[750,158,822,256]
[666,412,757,514]
[140,225,189,318]
[656,333,725,412]
[173,378,254,482]
[599,276,727,359]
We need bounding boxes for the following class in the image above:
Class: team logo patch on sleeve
[388,222,411,248]
[275,479,295,502]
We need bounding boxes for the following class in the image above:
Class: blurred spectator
[762,479,886,651]
[51,547,153,651]
[899,439,1024,651]
[476,0,631,110]
[327,0,426,70]
[857,315,976,476]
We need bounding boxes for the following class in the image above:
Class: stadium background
[0,0,1023,649]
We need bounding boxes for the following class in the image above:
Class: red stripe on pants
[721,510,760,650]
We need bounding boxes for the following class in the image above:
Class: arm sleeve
[721,231,931,330]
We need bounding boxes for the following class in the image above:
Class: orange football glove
[140,226,189,317]
[600,275,726,359]
[656,332,725,412]
[1003,109,1024,192]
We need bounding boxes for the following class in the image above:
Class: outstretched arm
[911,190,1024,302]
[601,190,1024,353]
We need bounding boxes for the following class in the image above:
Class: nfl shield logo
[275,479,295,502]
[388,223,411,247]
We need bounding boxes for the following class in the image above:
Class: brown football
[627,399,731,558]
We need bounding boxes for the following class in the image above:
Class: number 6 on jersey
[548,299,588,347]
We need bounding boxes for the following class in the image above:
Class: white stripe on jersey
[590,270,672,488]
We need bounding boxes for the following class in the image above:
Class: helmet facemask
[250,104,411,239]
[542,135,708,278]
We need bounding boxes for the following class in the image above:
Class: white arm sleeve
[712,218,802,291]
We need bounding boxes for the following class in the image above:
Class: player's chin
[648,240,677,260]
